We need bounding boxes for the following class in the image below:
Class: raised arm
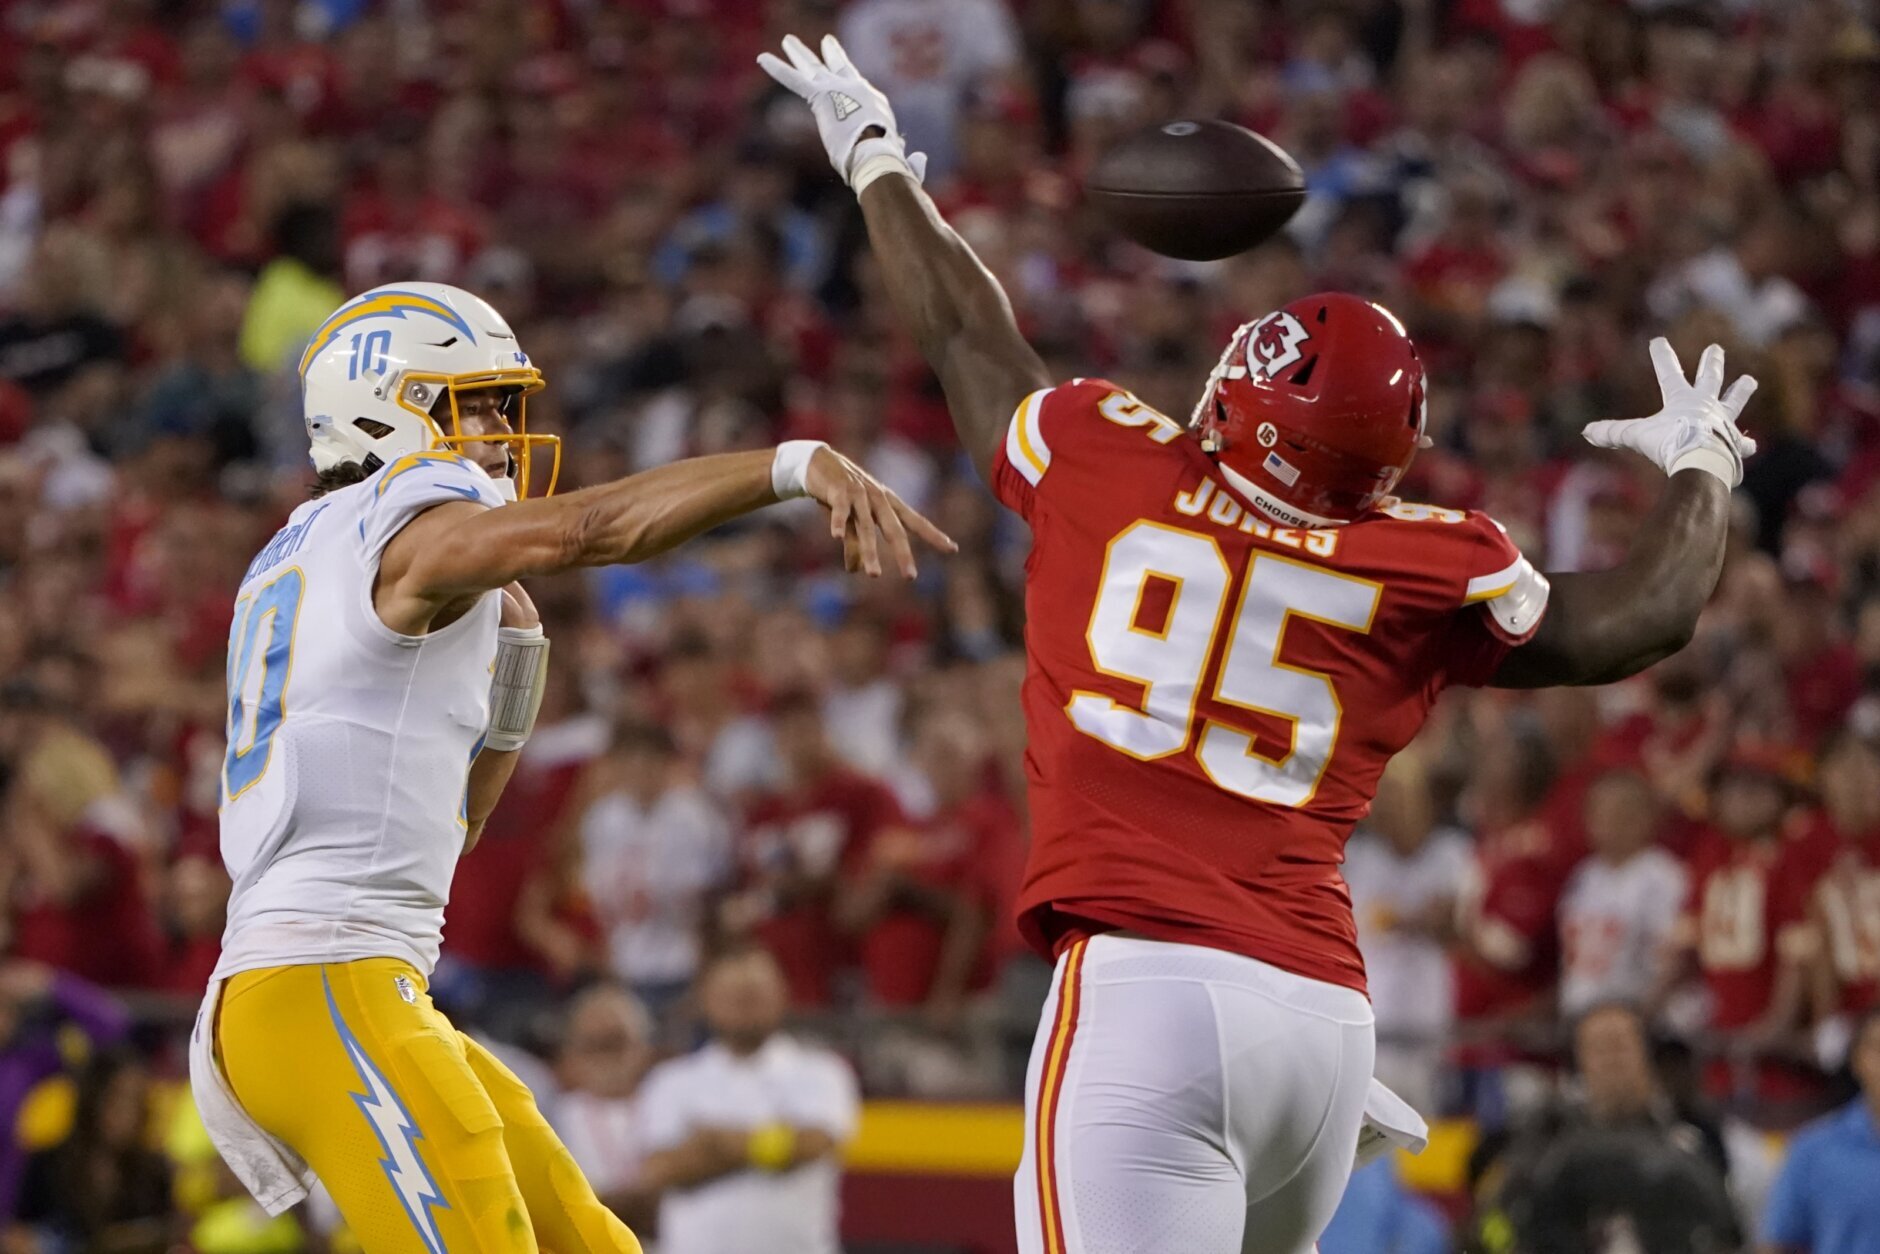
[377,444,952,636]
[1493,339,1756,688]
[759,35,1051,482]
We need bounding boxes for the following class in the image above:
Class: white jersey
[214,451,507,980]
[1343,827,1473,1039]
[1558,848,1688,1017]
[636,1035,859,1254]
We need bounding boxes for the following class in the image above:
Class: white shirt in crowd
[580,786,732,988]
[1558,847,1688,1018]
[1343,827,1473,1042]
[1647,246,1811,347]
[555,1090,645,1199]
[636,1035,861,1254]
[823,678,904,778]
[837,0,1021,178]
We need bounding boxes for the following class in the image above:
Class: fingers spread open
[1694,344,1726,398]
[821,34,856,74]
[869,485,917,578]
[826,485,853,542]
[1648,337,1685,394]
[781,34,823,76]
[890,494,957,555]
[849,483,882,576]
[1582,419,1626,449]
[756,52,813,96]
[1721,375,1758,420]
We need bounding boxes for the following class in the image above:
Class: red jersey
[743,771,907,1006]
[1452,818,1564,1029]
[1809,820,1880,1015]
[1681,828,1817,1030]
[846,794,1014,1006]
[992,380,1548,993]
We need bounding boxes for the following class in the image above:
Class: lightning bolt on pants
[217,959,641,1254]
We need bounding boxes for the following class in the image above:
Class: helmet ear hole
[352,418,395,439]
[1288,355,1318,387]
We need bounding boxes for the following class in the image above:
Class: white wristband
[771,440,826,500]
[484,625,550,752]
[849,136,915,195]
[1669,442,1740,488]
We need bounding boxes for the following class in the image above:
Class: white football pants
[1015,934,1376,1254]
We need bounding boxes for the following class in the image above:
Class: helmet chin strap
[490,475,517,503]
[1216,461,1345,530]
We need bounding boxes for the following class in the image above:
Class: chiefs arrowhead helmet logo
[1245,311,1312,380]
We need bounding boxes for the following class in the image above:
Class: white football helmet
[300,281,559,497]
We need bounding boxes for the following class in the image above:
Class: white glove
[757,34,928,194]
[1582,338,1758,487]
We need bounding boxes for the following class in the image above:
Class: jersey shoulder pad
[1001,377,1184,489]
[357,451,504,562]
[1366,502,1550,642]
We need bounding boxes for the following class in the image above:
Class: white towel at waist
[188,978,317,1216]
[1354,1076,1431,1169]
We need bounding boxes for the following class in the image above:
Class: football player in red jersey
[762,36,1759,1254]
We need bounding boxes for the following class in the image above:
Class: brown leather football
[1086,120,1306,261]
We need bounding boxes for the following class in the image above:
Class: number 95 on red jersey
[991,378,1550,995]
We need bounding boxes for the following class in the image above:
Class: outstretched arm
[760,35,1051,482]
[378,445,952,636]
[1492,472,1728,687]
[857,176,1052,481]
[1493,339,1755,688]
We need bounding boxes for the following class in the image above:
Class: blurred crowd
[3,0,1880,1248]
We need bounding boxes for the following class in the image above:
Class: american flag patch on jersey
[1264,452,1301,487]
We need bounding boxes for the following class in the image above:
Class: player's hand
[1582,338,1758,487]
[805,446,957,578]
[757,34,928,189]
[499,582,540,630]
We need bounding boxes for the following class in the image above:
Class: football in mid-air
[1085,120,1305,261]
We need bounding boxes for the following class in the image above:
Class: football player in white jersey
[190,282,951,1254]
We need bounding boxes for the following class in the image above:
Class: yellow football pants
[216,959,640,1254]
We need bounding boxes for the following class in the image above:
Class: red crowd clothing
[744,771,907,1007]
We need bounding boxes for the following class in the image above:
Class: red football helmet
[1191,292,1428,527]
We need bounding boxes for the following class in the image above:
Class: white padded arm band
[485,625,550,752]
[771,440,827,500]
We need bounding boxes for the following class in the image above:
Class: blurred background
[1,0,1879,1251]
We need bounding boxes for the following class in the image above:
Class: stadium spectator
[551,982,657,1228]
[724,690,910,1007]
[1803,732,1880,1043]
[1345,751,1472,1115]
[1557,768,1687,1019]
[1671,747,1820,1106]
[1474,1003,1738,1254]
[1449,723,1565,1123]
[235,202,342,375]
[838,704,1004,1018]
[573,722,733,1019]
[12,1046,174,1251]
[836,0,1023,180]
[1760,1008,1880,1254]
[637,948,859,1254]
[0,962,128,1220]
